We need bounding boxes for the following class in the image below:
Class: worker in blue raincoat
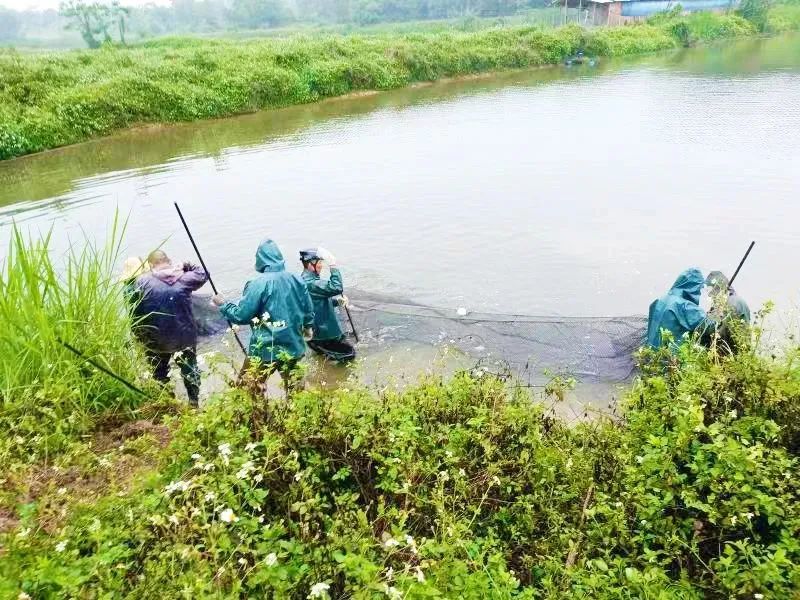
[212,239,314,394]
[646,268,715,350]
[299,247,356,363]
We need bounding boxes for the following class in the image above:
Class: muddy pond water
[2,35,799,412]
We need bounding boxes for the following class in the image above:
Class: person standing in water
[299,247,356,363]
[646,268,715,350]
[703,270,751,353]
[212,239,314,395]
[133,250,208,407]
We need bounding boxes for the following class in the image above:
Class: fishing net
[192,291,647,384]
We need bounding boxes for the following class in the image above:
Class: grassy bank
[2,7,799,161]
[1,231,800,597]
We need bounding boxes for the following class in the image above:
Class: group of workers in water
[121,238,752,407]
[122,239,354,407]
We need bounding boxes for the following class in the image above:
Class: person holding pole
[133,250,208,407]
[299,247,356,363]
[702,270,751,354]
[211,239,314,396]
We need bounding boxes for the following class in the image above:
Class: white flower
[384,537,400,548]
[251,317,261,325]
[253,473,264,483]
[565,458,573,470]
[405,534,415,547]
[18,593,32,600]
[258,515,265,523]
[191,453,202,461]
[168,514,180,525]
[744,512,755,521]
[415,566,425,583]
[438,470,450,482]
[261,311,271,321]
[445,450,453,458]
[55,540,68,552]
[729,409,738,419]
[238,557,247,566]
[218,443,232,465]
[16,527,30,539]
[164,480,190,495]
[98,457,112,468]
[754,594,764,599]
[245,442,258,452]
[384,584,402,599]
[219,508,238,523]
[294,472,303,482]
[730,515,738,526]
[203,463,215,472]
[490,475,501,486]
[265,552,278,566]
[236,461,254,480]
[308,582,330,598]
[458,468,466,477]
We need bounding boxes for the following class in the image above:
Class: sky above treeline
[1,0,168,9]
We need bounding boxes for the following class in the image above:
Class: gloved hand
[182,261,196,272]
[210,294,225,307]
[316,246,337,267]
[336,295,350,308]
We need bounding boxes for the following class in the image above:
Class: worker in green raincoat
[212,239,314,394]
[646,268,715,350]
[299,247,356,362]
[703,270,751,353]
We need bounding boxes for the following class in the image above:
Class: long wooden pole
[173,202,247,355]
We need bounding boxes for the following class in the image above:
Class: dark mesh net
[192,291,647,384]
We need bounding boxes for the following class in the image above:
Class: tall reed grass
[0,215,149,462]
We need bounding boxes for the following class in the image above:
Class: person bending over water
[646,268,715,350]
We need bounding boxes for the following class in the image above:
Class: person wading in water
[299,247,356,363]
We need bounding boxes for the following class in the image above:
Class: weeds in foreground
[0,217,154,463]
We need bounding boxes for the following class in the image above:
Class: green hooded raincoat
[301,267,344,341]
[220,240,314,363]
[646,268,713,349]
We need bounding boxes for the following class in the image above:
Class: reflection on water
[1,35,799,335]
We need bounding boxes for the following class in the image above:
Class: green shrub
[3,329,799,597]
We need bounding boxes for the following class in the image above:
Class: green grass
[0,216,153,462]
[0,9,785,161]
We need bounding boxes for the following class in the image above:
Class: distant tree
[58,0,130,47]
[110,1,130,44]
[229,0,293,28]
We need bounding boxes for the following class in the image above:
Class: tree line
[0,0,552,47]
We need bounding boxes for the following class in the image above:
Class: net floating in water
[193,291,647,383]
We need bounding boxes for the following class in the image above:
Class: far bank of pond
[2,6,800,160]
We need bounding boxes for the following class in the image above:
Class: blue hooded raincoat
[220,240,314,363]
[646,268,713,349]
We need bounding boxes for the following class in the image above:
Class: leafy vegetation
[1,230,799,597]
[3,7,791,161]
